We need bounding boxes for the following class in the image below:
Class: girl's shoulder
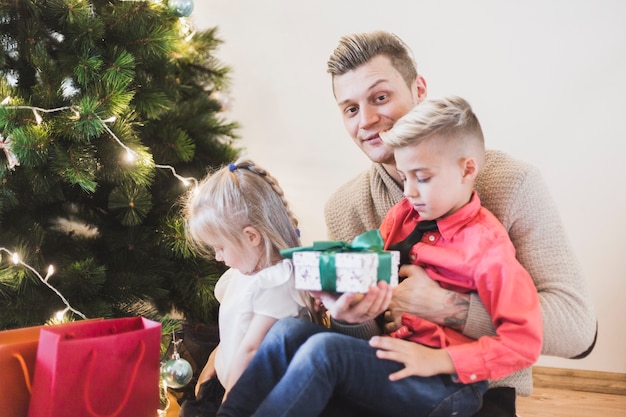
[255,259,294,289]
[214,267,240,301]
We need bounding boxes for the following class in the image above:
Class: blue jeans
[217,318,488,417]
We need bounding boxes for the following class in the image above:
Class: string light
[0,99,197,187]
[0,247,87,320]
[0,98,200,323]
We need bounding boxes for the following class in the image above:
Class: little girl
[182,158,315,415]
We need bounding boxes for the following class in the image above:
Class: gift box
[281,230,400,293]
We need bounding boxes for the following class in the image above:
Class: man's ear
[461,157,479,183]
[243,226,262,247]
[415,75,428,101]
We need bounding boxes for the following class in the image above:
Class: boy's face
[394,140,473,220]
[332,55,425,166]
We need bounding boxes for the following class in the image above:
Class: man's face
[332,55,426,165]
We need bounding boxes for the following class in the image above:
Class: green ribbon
[280,230,393,292]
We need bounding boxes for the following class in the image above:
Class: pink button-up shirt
[379,192,543,383]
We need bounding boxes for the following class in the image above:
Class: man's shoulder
[478,149,540,192]
[482,149,536,176]
[477,149,547,230]
[326,168,372,207]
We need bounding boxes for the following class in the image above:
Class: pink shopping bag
[0,319,104,417]
[27,317,161,417]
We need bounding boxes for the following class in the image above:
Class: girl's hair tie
[228,163,237,172]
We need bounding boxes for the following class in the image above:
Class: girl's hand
[369,335,455,381]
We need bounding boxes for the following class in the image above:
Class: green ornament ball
[168,0,194,17]
[160,357,193,389]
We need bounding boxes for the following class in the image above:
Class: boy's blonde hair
[380,96,485,167]
[184,158,300,267]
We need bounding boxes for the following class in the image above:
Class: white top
[213,259,304,386]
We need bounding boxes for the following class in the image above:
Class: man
[217,31,597,417]
[322,31,596,416]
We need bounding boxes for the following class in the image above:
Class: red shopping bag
[27,317,162,417]
[0,319,104,417]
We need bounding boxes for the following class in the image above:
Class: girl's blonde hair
[185,158,300,268]
[185,158,325,324]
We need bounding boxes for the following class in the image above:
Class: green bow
[280,230,392,293]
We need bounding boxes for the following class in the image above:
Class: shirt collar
[431,191,481,240]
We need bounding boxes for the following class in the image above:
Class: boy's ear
[461,157,479,183]
[243,226,262,246]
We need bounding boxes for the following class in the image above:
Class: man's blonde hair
[327,30,417,88]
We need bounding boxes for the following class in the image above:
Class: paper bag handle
[12,353,33,394]
[84,340,146,417]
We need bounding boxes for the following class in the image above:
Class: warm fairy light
[33,110,43,125]
[11,252,19,264]
[125,149,137,162]
[45,264,55,281]
[155,164,197,187]
[54,308,69,321]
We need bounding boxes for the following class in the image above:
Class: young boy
[374,96,542,386]
[216,97,543,417]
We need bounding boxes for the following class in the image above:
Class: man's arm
[383,265,480,334]
[474,151,597,358]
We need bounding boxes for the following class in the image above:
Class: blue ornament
[168,0,194,17]
[160,356,193,389]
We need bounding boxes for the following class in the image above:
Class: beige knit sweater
[324,149,596,396]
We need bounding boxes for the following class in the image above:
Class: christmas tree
[0,0,239,330]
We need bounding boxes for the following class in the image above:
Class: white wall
[192,0,626,374]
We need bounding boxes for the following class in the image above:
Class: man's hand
[384,264,470,333]
[310,280,392,324]
[369,335,455,380]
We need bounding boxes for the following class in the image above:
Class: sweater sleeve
[324,164,404,241]
[463,293,497,339]
[325,171,374,241]
[329,317,382,339]
[474,150,596,358]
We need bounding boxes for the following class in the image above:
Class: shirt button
[428,235,435,242]
[410,255,416,261]
[469,374,477,380]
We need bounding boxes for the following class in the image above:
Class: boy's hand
[369,335,455,380]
